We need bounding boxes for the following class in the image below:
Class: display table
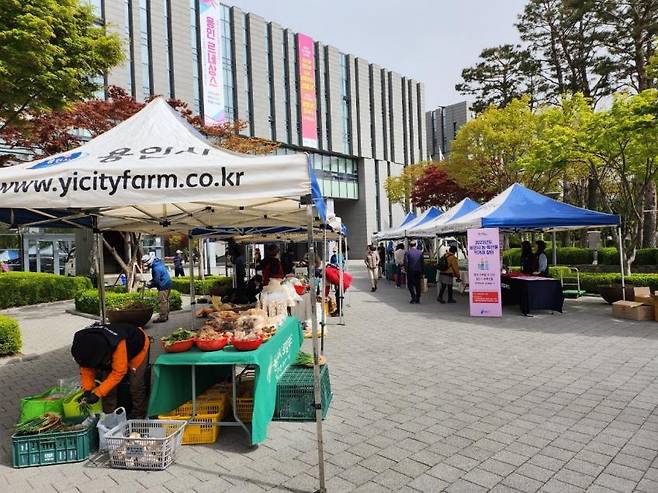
[147,316,304,445]
[501,273,564,316]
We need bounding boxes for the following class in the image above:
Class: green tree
[585,90,658,273]
[0,0,123,129]
[517,0,614,106]
[456,44,545,113]
[384,163,429,212]
[447,98,562,195]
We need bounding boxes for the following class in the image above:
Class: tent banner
[467,228,502,317]
[200,0,225,125]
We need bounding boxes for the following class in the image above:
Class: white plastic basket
[105,419,186,470]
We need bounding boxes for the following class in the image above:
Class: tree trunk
[642,182,657,248]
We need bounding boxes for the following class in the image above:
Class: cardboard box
[612,300,654,321]
[634,295,654,306]
[633,287,651,299]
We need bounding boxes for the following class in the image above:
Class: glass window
[220,5,234,120]
[243,13,252,128]
[340,54,351,154]
[139,0,151,99]
[124,0,133,96]
[190,0,200,113]
[163,0,173,98]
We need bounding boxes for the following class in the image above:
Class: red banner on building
[297,33,318,148]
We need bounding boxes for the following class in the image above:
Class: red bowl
[162,339,194,353]
[232,337,263,351]
[195,337,228,352]
[294,285,306,295]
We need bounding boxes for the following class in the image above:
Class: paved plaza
[2,265,658,492]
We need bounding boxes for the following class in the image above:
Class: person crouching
[71,323,150,418]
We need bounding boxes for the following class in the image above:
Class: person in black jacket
[520,241,535,275]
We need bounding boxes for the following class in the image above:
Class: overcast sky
[227,0,527,109]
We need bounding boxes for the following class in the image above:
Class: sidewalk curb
[2,353,40,366]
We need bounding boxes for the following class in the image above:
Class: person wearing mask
[71,322,150,418]
[142,254,172,323]
[533,240,549,277]
[259,244,284,286]
[404,241,424,304]
[393,244,406,288]
[377,243,386,279]
[437,245,461,304]
[364,245,379,292]
[520,241,534,275]
[173,250,185,277]
[330,241,346,269]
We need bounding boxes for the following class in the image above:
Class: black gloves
[78,390,100,404]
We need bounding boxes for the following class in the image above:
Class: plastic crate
[105,419,185,470]
[158,398,227,445]
[274,365,332,421]
[12,418,98,468]
[236,397,254,423]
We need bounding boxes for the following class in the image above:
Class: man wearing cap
[142,254,172,323]
[173,250,185,277]
[71,322,150,417]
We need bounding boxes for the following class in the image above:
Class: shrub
[578,273,658,294]
[75,289,183,315]
[0,315,22,355]
[634,249,658,265]
[170,276,232,295]
[0,272,93,309]
[503,248,521,266]
[598,247,620,265]
[551,247,594,265]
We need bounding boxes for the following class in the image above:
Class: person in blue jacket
[142,254,173,323]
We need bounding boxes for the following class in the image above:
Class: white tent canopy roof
[0,97,317,233]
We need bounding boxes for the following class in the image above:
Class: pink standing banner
[467,228,502,317]
[297,33,318,148]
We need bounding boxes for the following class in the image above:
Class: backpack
[437,254,449,271]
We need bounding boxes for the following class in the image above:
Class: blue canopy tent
[434,183,625,295]
[434,184,620,233]
[408,198,481,237]
[372,211,416,242]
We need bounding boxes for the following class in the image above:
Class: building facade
[426,101,471,160]
[90,0,427,253]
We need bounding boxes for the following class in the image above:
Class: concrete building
[90,0,427,254]
[426,101,472,160]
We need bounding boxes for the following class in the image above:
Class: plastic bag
[97,407,127,451]
[19,385,78,422]
[62,390,103,418]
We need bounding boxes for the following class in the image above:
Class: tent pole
[618,227,626,301]
[321,227,327,353]
[188,234,196,319]
[552,231,557,265]
[94,216,106,324]
[306,204,326,493]
[338,233,345,325]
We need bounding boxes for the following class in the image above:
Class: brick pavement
[2,264,658,492]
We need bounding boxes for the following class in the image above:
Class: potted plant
[107,284,154,327]
[598,284,636,304]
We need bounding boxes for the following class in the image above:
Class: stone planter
[107,307,153,327]
[598,285,636,304]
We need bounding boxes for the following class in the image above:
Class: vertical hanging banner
[200,0,224,126]
[467,228,502,317]
[297,33,318,148]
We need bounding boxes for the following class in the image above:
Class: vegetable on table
[161,328,196,347]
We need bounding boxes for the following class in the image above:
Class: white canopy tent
[0,97,329,491]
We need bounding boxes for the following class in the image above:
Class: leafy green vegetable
[161,328,195,346]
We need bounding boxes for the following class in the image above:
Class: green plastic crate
[12,418,98,468]
[274,365,332,421]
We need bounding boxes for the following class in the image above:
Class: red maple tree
[0,86,277,166]
[411,165,492,209]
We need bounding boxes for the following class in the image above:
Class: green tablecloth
[147,316,303,444]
